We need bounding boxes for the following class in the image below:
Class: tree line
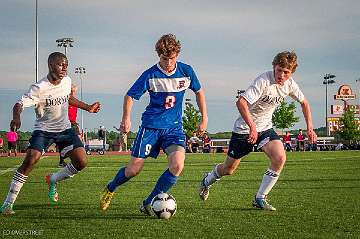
[1,100,359,152]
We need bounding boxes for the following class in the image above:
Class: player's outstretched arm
[69,95,101,113]
[11,103,23,130]
[119,95,133,134]
[300,98,317,143]
[195,89,208,135]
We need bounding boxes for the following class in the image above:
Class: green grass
[1,151,359,238]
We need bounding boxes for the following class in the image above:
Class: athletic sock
[50,163,78,183]
[256,168,280,199]
[143,169,178,205]
[3,171,28,205]
[107,167,130,192]
[204,164,221,187]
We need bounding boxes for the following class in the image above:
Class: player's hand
[247,126,258,144]
[11,119,21,130]
[120,119,131,134]
[88,102,101,113]
[307,128,317,144]
[196,120,207,137]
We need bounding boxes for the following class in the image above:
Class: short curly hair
[155,34,181,57]
[272,51,298,73]
[48,52,67,64]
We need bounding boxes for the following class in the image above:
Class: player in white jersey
[199,51,317,211]
[0,52,101,215]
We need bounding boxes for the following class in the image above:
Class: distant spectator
[282,131,292,152]
[6,125,18,157]
[98,126,106,150]
[335,142,348,151]
[188,132,201,153]
[202,133,211,153]
[0,137,4,155]
[296,129,305,151]
[113,126,128,152]
[68,84,81,135]
[98,126,106,140]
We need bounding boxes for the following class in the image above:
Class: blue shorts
[131,125,186,159]
[28,128,84,157]
[227,128,280,159]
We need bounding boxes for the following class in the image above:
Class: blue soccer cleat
[139,201,152,216]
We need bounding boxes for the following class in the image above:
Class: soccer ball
[151,192,177,219]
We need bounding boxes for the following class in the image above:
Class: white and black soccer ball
[151,192,177,219]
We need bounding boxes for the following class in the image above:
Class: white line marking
[0,164,20,175]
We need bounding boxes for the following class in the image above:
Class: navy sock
[107,167,130,192]
[144,169,178,205]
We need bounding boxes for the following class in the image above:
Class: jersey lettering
[145,144,152,156]
[165,96,176,109]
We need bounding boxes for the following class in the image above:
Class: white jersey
[233,70,305,134]
[18,76,72,132]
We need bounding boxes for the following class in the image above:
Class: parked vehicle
[85,139,109,155]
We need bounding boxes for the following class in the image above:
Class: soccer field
[1,151,359,238]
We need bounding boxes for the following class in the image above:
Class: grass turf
[0,151,359,238]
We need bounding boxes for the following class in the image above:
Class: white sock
[50,163,78,183]
[256,168,279,199]
[204,164,221,187]
[4,171,28,205]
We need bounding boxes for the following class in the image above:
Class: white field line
[0,164,20,175]
[0,156,49,175]
[323,155,360,160]
[0,165,119,175]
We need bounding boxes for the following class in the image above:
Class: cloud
[1,0,359,131]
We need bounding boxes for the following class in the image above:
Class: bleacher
[314,137,336,151]
[210,139,230,153]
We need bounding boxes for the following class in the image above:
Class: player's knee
[26,151,41,165]
[72,157,88,171]
[169,163,183,176]
[278,154,286,166]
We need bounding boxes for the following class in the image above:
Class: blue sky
[0,0,359,133]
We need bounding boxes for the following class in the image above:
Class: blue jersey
[127,62,201,129]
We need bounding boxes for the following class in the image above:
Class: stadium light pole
[323,74,336,136]
[56,38,74,56]
[35,0,38,82]
[356,78,360,108]
[75,66,86,136]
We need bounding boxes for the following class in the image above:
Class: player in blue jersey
[100,34,208,214]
